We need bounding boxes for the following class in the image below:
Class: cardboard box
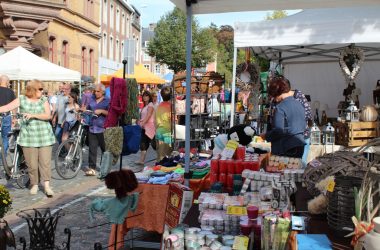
[165,183,194,228]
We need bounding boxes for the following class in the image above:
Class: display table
[108,184,170,249]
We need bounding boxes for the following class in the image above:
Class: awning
[100,64,166,85]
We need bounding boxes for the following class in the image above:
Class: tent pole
[230,47,238,127]
[17,80,20,97]
[184,2,193,187]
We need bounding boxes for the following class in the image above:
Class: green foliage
[147,8,217,73]
[266,10,288,20]
[0,185,12,218]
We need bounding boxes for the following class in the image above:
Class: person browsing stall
[84,84,110,176]
[261,77,306,158]
[0,80,56,196]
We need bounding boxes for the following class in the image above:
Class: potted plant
[0,184,15,249]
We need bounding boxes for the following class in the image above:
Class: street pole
[184,2,192,187]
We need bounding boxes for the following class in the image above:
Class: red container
[210,173,218,184]
[242,161,251,171]
[219,160,228,174]
[210,159,219,174]
[250,161,260,171]
[247,206,259,220]
[235,146,246,160]
[219,173,227,185]
[235,160,245,174]
[227,174,234,188]
[240,221,253,236]
[226,159,235,174]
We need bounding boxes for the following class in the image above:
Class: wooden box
[334,121,380,147]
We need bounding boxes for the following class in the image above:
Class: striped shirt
[18,95,56,147]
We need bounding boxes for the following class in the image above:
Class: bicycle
[0,113,30,188]
[54,110,97,179]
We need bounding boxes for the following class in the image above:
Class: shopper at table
[261,77,306,158]
[155,86,172,162]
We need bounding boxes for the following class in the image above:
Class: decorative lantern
[323,122,335,145]
[345,100,360,122]
[310,123,321,145]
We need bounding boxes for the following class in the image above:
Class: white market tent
[234,6,380,117]
[0,46,81,82]
[169,0,380,186]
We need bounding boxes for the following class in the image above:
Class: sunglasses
[38,88,44,91]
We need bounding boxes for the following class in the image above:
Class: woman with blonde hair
[0,80,56,197]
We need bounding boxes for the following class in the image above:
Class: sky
[128,0,301,28]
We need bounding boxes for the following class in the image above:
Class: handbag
[175,99,186,114]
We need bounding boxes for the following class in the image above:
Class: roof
[141,27,155,46]
[170,0,379,14]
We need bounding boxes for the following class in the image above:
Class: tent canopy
[0,46,81,81]
[100,64,166,85]
[233,7,380,117]
[234,7,380,63]
[170,0,379,14]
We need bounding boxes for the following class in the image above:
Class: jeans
[1,115,12,157]
[55,124,63,145]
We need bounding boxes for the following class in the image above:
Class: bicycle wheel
[55,138,83,179]
[1,135,15,178]
[15,151,30,189]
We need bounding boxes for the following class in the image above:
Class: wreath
[339,46,365,84]
[236,62,260,91]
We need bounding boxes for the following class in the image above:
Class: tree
[266,10,288,20]
[147,8,217,73]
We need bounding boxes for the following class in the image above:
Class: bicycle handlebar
[68,109,98,118]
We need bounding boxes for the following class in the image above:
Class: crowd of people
[0,76,174,197]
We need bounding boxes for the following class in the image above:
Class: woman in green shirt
[0,80,56,197]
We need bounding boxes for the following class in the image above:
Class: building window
[126,17,129,36]
[121,42,124,61]
[84,0,93,18]
[109,36,114,60]
[103,0,107,25]
[116,39,119,62]
[135,38,139,63]
[155,64,161,74]
[144,64,150,71]
[121,13,125,36]
[143,52,150,61]
[81,47,87,75]
[102,33,107,57]
[89,49,94,76]
[116,8,120,32]
[48,36,56,63]
[144,41,149,47]
[61,41,69,67]
[110,3,114,29]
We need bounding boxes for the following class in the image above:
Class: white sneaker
[44,186,54,198]
[30,185,38,195]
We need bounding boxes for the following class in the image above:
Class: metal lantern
[345,100,360,122]
[310,122,321,145]
[323,122,335,145]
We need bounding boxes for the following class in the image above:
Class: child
[61,92,80,143]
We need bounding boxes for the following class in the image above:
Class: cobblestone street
[1,145,157,249]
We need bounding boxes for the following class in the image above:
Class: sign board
[165,183,194,228]
[123,39,135,75]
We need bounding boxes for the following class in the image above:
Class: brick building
[0,0,101,82]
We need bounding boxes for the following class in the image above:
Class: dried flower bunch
[0,185,12,218]
[339,46,365,84]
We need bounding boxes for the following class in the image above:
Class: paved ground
[1,144,157,249]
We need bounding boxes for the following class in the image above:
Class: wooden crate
[334,121,380,147]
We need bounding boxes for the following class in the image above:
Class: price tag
[233,236,249,250]
[221,140,239,159]
[327,180,335,192]
[226,206,247,216]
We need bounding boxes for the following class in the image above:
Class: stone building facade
[98,0,141,77]
[0,0,100,81]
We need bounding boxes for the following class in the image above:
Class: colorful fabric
[104,77,127,128]
[293,89,312,138]
[155,101,172,143]
[18,95,56,147]
[89,192,139,224]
